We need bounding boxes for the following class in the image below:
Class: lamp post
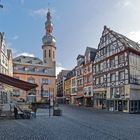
[49,87,51,117]
[41,82,51,117]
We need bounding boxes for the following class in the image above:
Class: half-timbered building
[83,47,96,106]
[93,26,140,113]
[75,55,84,105]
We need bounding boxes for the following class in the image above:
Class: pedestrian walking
[14,106,18,119]
[32,105,37,118]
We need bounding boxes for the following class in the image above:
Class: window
[110,73,115,82]
[89,75,92,83]
[84,77,87,84]
[100,63,103,71]
[84,68,87,73]
[119,87,124,96]
[96,64,100,72]
[84,87,87,95]
[42,90,49,97]
[88,53,90,62]
[88,87,91,95]
[72,79,76,86]
[123,101,128,110]
[95,65,98,72]
[80,79,83,85]
[44,50,46,58]
[28,77,35,83]
[110,58,115,68]
[96,77,99,85]
[119,71,125,81]
[43,69,48,73]
[49,50,51,58]
[29,66,35,72]
[42,78,48,84]
[111,88,116,98]
[80,69,83,75]
[25,67,29,71]
[100,76,104,84]
[118,54,125,64]
[13,89,20,97]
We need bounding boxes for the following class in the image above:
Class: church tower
[42,9,56,76]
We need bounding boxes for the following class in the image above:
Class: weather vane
[48,2,50,11]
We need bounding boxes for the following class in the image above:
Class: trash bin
[53,108,62,116]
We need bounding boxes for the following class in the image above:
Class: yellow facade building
[64,76,71,103]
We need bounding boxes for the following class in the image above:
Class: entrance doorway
[118,100,123,111]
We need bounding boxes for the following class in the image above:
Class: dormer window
[24,67,29,71]
[43,69,47,73]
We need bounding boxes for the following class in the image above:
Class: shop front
[106,99,129,112]
[84,97,93,107]
[93,88,107,109]
[70,94,76,105]
[129,87,140,113]
[74,95,84,106]
[84,86,93,107]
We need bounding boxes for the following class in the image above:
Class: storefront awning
[0,73,38,91]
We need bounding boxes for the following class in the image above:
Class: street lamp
[41,83,51,117]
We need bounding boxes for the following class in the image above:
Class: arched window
[49,50,51,58]
[44,50,46,58]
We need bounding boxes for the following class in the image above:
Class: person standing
[14,106,18,119]
[32,105,37,118]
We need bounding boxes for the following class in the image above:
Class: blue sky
[0,0,140,74]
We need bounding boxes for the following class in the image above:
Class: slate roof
[105,26,140,51]
[13,55,43,65]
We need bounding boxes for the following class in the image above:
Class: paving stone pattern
[0,105,140,140]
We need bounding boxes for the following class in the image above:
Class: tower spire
[42,4,56,75]
[45,6,53,35]
[48,2,50,11]
[42,5,56,46]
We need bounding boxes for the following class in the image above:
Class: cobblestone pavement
[0,105,140,140]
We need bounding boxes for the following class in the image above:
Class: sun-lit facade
[13,9,56,103]
[93,26,140,113]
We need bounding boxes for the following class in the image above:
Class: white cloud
[16,52,35,57]
[56,65,66,76]
[117,0,132,8]
[12,35,19,40]
[128,30,140,43]
[30,8,56,17]
[30,8,48,17]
